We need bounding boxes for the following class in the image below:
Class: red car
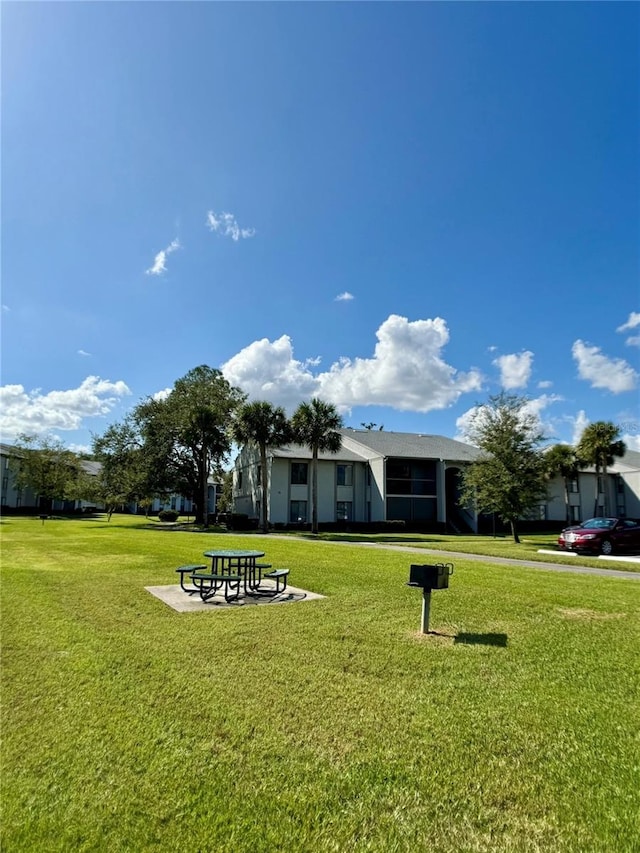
[557,517,640,556]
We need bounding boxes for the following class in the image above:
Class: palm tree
[576,422,626,517]
[291,398,343,534]
[544,443,581,523]
[232,401,292,533]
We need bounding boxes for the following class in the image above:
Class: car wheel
[600,539,614,556]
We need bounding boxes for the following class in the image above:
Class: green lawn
[306,530,640,572]
[2,515,639,852]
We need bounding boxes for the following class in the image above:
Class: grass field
[305,530,640,573]
[2,515,639,852]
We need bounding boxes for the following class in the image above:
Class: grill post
[421,588,432,634]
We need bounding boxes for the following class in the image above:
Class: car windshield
[581,518,616,530]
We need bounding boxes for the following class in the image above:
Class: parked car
[557,517,640,556]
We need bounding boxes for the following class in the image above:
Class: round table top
[203,549,265,559]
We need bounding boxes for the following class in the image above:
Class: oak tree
[459,393,548,543]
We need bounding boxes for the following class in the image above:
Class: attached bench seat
[190,571,242,603]
[175,564,207,594]
[261,568,290,594]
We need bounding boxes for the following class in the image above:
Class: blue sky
[2,1,639,456]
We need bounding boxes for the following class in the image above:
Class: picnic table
[175,550,290,603]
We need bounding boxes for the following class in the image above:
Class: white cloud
[569,409,590,445]
[67,442,92,454]
[317,316,483,412]
[616,312,640,333]
[145,238,181,276]
[206,211,255,241]
[493,351,533,389]
[537,380,553,389]
[623,433,640,452]
[153,388,172,402]
[454,406,482,444]
[563,409,639,451]
[572,340,638,393]
[0,376,131,440]
[617,312,640,347]
[78,349,91,357]
[455,393,561,445]
[521,394,563,421]
[221,335,319,411]
[335,292,354,302]
[222,315,484,415]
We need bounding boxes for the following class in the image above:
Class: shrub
[225,513,258,531]
[158,509,179,522]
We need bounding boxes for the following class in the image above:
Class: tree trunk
[202,470,209,528]
[510,518,520,544]
[311,448,318,535]
[593,463,600,517]
[260,445,268,533]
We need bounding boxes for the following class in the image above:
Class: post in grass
[407,563,454,634]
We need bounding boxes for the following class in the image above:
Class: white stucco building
[232,429,640,532]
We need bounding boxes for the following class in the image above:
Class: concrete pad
[145,583,325,613]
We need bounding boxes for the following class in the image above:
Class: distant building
[141,483,221,518]
[233,428,482,531]
[543,448,640,523]
[0,442,222,517]
[3,436,638,526]
[0,442,100,513]
[233,428,640,530]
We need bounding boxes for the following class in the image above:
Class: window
[336,501,352,521]
[569,478,580,494]
[170,497,176,510]
[237,471,243,490]
[386,459,436,496]
[290,500,307,523]
[571,505,581,522]
[387,496,437,522]
[1,475,8,493]
[256,466,261,485]
[337,464,353,486]
[291,462,308,485]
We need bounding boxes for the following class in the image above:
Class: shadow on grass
[454,632,508,647]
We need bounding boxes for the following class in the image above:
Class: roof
[611,448,640,474]
[270,443,365,463]
[81,460,102,476]
[265,429,482,465]
[0,443,102,474]
[339,428,482,463]
[0,442,22,457]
